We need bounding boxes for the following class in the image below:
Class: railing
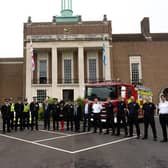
[57,78,79,84]
[32,78,52,84]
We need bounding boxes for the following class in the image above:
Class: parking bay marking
[0,133,136,154]
[33,131,93,143]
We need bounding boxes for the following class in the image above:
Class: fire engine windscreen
[85,86,117,101]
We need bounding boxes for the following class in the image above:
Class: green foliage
[38,103,43,120]
[76,97,85,112]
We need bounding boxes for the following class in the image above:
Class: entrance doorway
[63,89,74,102]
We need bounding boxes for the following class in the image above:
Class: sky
[0,0,167,58]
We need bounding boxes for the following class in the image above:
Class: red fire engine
[85,81,153,122]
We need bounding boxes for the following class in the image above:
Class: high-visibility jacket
[23,104,29,113]
[10,103,15,112]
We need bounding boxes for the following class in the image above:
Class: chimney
[141,17,152,41]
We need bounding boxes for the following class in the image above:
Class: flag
[30,39,35,71]
[102,43,107,65]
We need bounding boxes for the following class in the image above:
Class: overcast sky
[0,0,167,58]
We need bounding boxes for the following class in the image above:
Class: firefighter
[43,98,51,130]
[83,98,91,132]
[142,97,157,141]
[65,101,74,131]
[1,98,11,133]
[52,98,60,131]
[59,100,65,131]
[74,101,82,132]
[14,98,24,131]
[23,98,30,130]
[30,97,39,131]
[116,96,128,136]
[92,98,102,133]
[105,97,115,135]
[9,97,15,130]
[127,96,140,139]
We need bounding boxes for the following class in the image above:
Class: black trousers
[15,115,23,130]
[44,113,50,130]
[128,116,140,136]
[3,117,10,132]
[10,113,14,129]
[83,114,91,131]
[144,116,157,138]
[53,116,59,130]
[23,112,30,129]
[117,116,128,135]
[159,114,168,140]
[67,118,74,131]
[74,117,80,131]
[31,112,38,130]
[93,113,101,133]
[106,117,115,134]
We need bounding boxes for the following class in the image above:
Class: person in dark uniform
[142,97,157,141]
[65,101,74,131]
[23,98,30,130]
[158,95,168,142]
[30,97,39,130]
[1,99,11,133]
[59,100,65,131]
[105,97,115,135]
[74,101,82,132]
[117,96,128,136]
[52,98,60,131]
[9,97,15,130]
[43,98,51,130]
[14,98,24,131]
[127,96,140,139]
[83,98,91,132]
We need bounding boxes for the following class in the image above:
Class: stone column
[26,43,33,102]
[78,46,85,98]
[105,43,112,80]
[52,47,58,86]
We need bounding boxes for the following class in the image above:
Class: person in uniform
[9,97,15,130]
[92,98,102,133]
[105,97,115,135]
[23,98,30,130]
[59,100,65,131]
[142,97,157,141]
[52,98,60,131]
[30,97,39,130]
[65,101,74,131]
[83,98,91,132]
[116,96,128,136]
[74,101,82,132]
[158,95,168,142]
[1,99,11,133]
[43,98,51,130]
[127,96,140,139]
[14,98,24,131]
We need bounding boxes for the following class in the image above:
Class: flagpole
[102,36,106,81]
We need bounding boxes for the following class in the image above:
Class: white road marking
[0,133,73,154]
[71,136,137,154]
[39,129,70,136]
[33,131,93,143]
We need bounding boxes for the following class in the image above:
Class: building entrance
[63,89,74,102]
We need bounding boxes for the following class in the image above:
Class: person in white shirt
[158,95,168,142]
[92,98,102,133]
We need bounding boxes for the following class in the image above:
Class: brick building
[0,0,168,103]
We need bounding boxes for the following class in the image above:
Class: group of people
[1,95,168,143]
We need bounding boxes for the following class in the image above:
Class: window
[88,58,97,82]
[129,56,142,85]
[37,90,46,102]
[39,60,47,84]
[131,63,139,84]
[64,59,72,83]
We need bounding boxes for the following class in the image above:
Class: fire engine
[85,81,153,123]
